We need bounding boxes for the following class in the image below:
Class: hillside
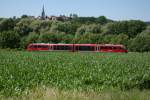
[0,16,150,52]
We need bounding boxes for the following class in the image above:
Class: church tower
[41,5,46,19]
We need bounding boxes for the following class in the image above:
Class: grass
[0,50,150,99]
[1,87,150,100]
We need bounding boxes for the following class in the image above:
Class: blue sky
[0,0,150,21]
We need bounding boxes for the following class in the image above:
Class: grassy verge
[1,87,150,100]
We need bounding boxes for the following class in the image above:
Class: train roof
[99,44,124,47]
[29,43,125,47]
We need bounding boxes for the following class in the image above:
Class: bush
[26,32,39,44]
[19,36,28,49]
[0,18,15,31]
[128,36,150,52]
[0,31,20,48]
[102,20,146,37]
[38,32,57,43]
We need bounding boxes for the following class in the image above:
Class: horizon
[1,15,150,22]
[0,0,150,21]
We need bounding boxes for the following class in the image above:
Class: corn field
[0,50,150,97]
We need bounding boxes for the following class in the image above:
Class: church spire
[41,5,46,19]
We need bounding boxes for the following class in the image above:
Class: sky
[0,0,150,21]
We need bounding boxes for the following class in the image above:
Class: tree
[111,34,129,45]
[70,13,78,19]
[77,33,93,43]
[21,15,28,19]
[72,17,97,24]
[59,34,74,43]
[102,20,146,37]
[38,32,66,43]
[75,24,101,37]
[102,35,116,44]
[127,20,146,37]
[20,36,28,49]
[139,26,150,37]
[128,36,150,52]
[78,34,104,44]
[96,16,108,25]
[26,32,39,44]
[14,18,33,36]
[0,31,20,48]
[0,18,15,32]
[86,24,101,33]
[75,25,86,37]
[38,32,56,43]
[127,26,150,52]
[50,21,77,35]
[101,23,112,34]
[30,20,52,33]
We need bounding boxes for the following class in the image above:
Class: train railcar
[27,43,128,53]
[97,44,128,53]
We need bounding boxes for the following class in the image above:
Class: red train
[27,43,128,53]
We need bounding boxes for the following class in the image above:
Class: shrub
[0,31,20,48]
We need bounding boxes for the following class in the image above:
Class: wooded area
[0,16,150,52]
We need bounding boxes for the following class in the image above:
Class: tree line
[0,15,150,52]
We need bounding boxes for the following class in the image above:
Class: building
[41,5,46,20]
[39,5,72,21]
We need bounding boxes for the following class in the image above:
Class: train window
[113,47,124,50]
[38,45,48,48]
[30,45,37,48]
[78,46,94,51]
[101,46,107,49]
[43,45,49,48]
[100,46,104,49]
[118,47,123,50]
[108,46,112,50]
[63,46,70,50]
[54,45,57,50]
[113,47,117,50]
[56,45,71,50]
[101,46,112,50]
[38,45,42,48]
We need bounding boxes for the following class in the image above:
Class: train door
[49,45,53,51]
[72,44,77,52]
[96,45,100,52]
